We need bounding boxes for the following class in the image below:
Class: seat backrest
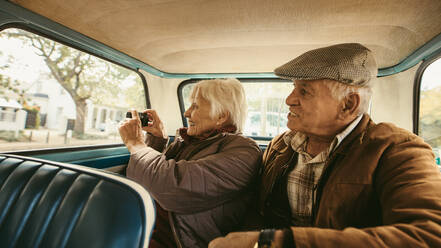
[0,154,155,248]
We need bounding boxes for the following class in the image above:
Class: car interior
[0,0,440,247]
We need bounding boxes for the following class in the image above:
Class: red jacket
[259,114,441,247]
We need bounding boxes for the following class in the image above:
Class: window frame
[413,52,441,135]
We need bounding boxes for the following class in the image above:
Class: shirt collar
[283,131,307,152]
[283,114,363,157]
[331,114,363,151]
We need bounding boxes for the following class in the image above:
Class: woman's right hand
[143,109,168,139]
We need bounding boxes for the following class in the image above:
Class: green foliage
[0,74,18,96]
[2,28,143,134]
[420,85,441,148]
[23,106,39,113]
[35,113,41,129]
[2,28,142,107]
[124,77,147,110]
[0,74,28,102]
[420,86,441,125]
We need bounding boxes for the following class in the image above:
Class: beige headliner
[11,0,441,74]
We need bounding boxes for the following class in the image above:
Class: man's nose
[285,89,296,106]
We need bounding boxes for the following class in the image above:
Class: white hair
[321,79,373,115]
[190,78,247,132]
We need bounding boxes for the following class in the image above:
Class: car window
[418,57,441,167]
[180,80,292,139]
[0,28,146,151]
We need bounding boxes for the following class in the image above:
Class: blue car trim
[378,34,441,77]
[6,145,130,168]
[2,135,270,168]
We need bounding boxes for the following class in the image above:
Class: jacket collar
[274,113,373,155]
[331,113,373,156]
[177,125,237,144]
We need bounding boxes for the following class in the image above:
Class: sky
[0,37,49,86]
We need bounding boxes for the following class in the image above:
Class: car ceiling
[9,0,441,74]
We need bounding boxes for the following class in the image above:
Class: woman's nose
[184,108,190,117]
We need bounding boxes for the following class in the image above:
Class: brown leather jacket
[259,114,441,247]
[127,131,261,248]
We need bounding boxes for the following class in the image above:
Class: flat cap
[274,43,377,86]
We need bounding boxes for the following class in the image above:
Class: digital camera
[126,111,150,127]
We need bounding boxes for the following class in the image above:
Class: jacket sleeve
[145,132,169,152]
[291,135,441,247]
[126,136,262,214]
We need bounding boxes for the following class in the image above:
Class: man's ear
[217,112,230,126]
[338,93,360,119]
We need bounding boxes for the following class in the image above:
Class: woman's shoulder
[218,133,262,162]
[221,132,260,148]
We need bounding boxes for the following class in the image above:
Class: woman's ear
[338,93,360,120]
[216,112,230,126]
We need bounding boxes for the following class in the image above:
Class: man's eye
[301,89,307,95]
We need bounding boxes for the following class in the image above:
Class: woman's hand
[143,109,168,139]
[119,110,146,153]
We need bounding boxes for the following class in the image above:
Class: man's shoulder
[364,121,423,145]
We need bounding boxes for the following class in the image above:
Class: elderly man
[209,43,441,247]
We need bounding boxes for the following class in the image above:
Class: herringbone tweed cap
[274,43,377,86]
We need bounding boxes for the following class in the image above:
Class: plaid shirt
[284,115,363,226]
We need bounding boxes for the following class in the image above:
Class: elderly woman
[118,78,261,248]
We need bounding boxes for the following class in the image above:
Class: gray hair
[190,78,247,132]
[322,79,372,115]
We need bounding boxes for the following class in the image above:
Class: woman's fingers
[122,109,167,139]
[118,115,147,153]
[119,115,142,142]
[142,109,167,139]
[131,109,140,120]
[143,109,162,126]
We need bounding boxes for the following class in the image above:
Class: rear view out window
[180,80,292,139]
[0,28,146,151]
[418,58,441,166]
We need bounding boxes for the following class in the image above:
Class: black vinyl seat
[0,154,155,248]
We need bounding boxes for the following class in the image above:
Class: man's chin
[287,122,299,131]
[287,125,304,133]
